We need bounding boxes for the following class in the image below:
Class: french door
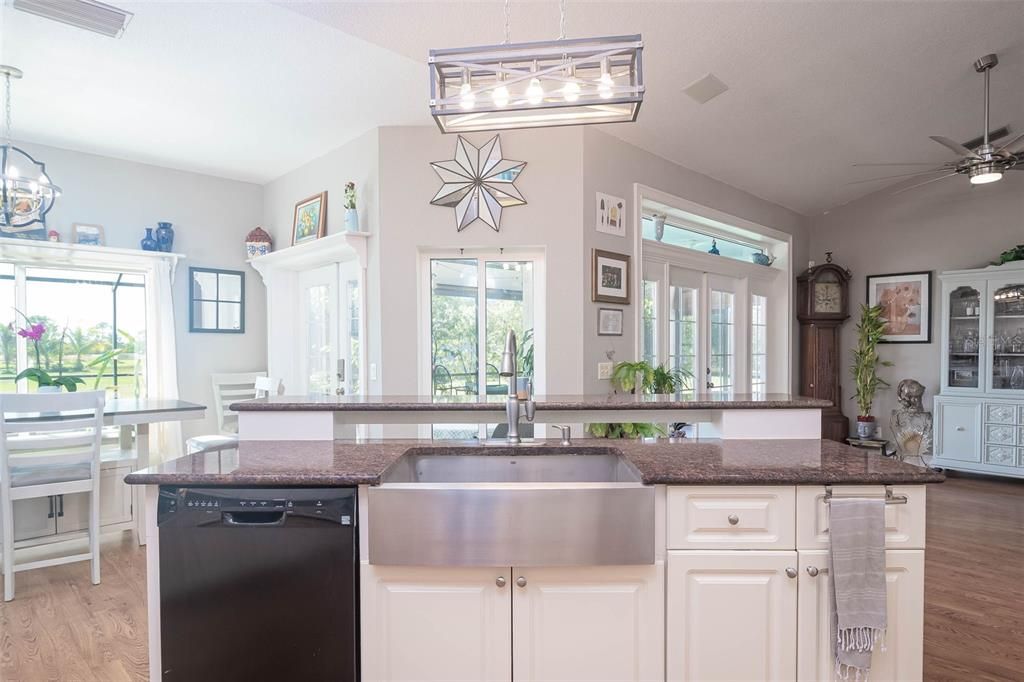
[298,262,361,397]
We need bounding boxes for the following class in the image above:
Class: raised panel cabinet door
[666,550,797,682]
[360,565,512,682]
[12,496,57,542]
[56,466,134,534]
[936,401,981,462]
[797,550,924,682]
[511,563,664,682]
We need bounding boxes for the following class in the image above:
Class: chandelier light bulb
[7,164,19,178]
[598,58,614,99]
[526,77,544,104]
[492,83,510,107]
[562,79,581,102]
[459,69,475,110]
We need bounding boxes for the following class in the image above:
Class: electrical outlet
[598,362,613,380]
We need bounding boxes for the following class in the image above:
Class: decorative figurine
[140,227,159,251]
[708,239,720,255]
[890,378,933,463]
[47,229,60,242]
[155,221,175,252]
[245,226,273,258]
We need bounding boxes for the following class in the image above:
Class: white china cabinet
[935,261,1024,478]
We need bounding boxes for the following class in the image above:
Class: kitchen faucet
[499,329,535,444]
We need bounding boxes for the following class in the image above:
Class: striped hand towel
[828,497,887,681]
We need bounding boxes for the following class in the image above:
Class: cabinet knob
[806,566,820,577]
[727,514,740,526]
[495,576,507,588]
[809,383,814,389]
[955,426,966,432]
[785,567,798,579]
[516,576,527,588]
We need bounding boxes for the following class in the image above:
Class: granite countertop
[125,438,943,487]
[230,393,832,412]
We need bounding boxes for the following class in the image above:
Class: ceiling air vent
[682,73,729,105]
[12,0,133,38]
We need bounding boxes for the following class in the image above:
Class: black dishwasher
[157,486,358,681]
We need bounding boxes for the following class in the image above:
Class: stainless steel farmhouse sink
[368,449,654,567]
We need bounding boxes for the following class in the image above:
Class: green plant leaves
[850,303,893,417]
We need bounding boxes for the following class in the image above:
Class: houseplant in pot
[14,317,85,392]
[850,303,892,438]
[588,360,692,438]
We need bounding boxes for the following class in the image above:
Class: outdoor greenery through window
[429,257,535,440]
[0,262,147,397]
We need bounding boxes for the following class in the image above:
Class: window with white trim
[751,293,768,399]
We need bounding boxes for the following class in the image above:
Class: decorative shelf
[950,315,981,320]
[248,231,371,282]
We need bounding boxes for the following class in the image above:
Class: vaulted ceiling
[2,1,1022,215]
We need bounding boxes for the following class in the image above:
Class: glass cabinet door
[947,285,982,389]
[990,282,1024,392]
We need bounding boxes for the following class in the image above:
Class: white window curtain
[143,257,182,463]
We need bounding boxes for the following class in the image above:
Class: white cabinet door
[511,564,664,682]
[12,496,57,541]
[667,550,797,681]
[360,564,511,682]
[936,400,982,462]
[797,549,924,682]
[57,466,133,534]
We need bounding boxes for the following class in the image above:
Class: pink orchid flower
[17,322,46,341]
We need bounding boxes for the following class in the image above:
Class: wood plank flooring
[1,475,1022,681]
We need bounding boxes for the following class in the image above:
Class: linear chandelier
[428,1,643,133]
[1,66,61,231]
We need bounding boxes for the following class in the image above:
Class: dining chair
[186,372,279,453]
[0,390,106,601]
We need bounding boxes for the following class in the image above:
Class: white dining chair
[0,390,106,602]
[186,372,280,454]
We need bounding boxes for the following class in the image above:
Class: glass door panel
[299,265,338,396]
[708,289,735,396]
[485,260,534,438]
[991,283,1024,391]
[669,285,697,397]
[641,280,658,366]
[751,294,768,398]
[948,285,982,389]
[339,260,361,396]
[430,258,479,440]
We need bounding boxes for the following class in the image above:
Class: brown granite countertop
[230,393,831,412]
[125,438,942,487]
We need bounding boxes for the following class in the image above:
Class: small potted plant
[14,317,85,392]
[589,360,692,438]
[851,303,893,438]
[344,182,359,232]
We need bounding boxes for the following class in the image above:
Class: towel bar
[823,486,908,505]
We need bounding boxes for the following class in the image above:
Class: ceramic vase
[345,208,359,233]
[654,215,665,241]
[140,228,159,251]
[857,418,876,439]
[37,385,62,394]
[155,221,175,252]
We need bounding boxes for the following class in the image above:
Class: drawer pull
[727,514,740,526]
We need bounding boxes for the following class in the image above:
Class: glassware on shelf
[1011,365,1024,390]
[1013,328,1024,354]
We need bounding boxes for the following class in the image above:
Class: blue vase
[708,239,720,255]
[155,221,175,252]
[140,227,159,251]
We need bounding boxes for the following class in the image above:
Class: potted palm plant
[851,303,893,438]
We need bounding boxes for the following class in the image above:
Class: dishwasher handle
[221,510,287,527]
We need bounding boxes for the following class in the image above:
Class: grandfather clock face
[813,276,843,314]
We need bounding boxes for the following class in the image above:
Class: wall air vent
[12,0,133,38]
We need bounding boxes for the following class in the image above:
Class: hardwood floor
[1,475,1022,681]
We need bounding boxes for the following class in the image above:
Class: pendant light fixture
[1,66,61,231]
[428,0,644,133]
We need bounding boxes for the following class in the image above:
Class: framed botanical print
[292,191,328,245]
[592,249,630,304]
[597,308,624,336]
[866,271,932,343]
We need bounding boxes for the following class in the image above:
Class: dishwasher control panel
[157,486,356,526]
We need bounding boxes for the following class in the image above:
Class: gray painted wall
[809,170,1024,435]
[9,142,267,439]
[580,127,810,394]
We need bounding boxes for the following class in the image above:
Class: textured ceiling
[1,1,1021,214]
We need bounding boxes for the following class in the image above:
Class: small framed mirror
[189,267,245,333]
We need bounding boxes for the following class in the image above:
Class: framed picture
[597,308,624,336]
[592,249,631,304]
[72,223,104,246]
[595,192,626,237]
[866,271,932,343]
[292,191,328,245]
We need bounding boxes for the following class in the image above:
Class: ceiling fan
[851,53,1023,195]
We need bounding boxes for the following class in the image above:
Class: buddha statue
[890,379,932,463]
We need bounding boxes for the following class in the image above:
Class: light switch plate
[598,362,613,380]
[370,363,378,381]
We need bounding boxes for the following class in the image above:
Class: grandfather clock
[796,254,852,441]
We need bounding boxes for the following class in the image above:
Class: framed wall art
[597,308,624,336]
[866,271,932,343]
[592,249,630,304]
[292,191,328,245]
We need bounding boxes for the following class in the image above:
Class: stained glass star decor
[429,135,526,232]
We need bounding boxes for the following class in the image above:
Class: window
[1,264,148,398]
[427,255,538,439]
[189,267,244,333]
[347,278,361,396]
[641,280,658,365]
[642,215,763,263]
[751,294,767,398]
[669,285,698,397]
[709,289,735,395]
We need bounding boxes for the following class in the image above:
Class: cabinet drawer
[985,403,1018,424]
[986,424,1016,446]
[937,402,981,461]
[796,486,926,550]
[667,486,795,549]
[985,445,1017,467]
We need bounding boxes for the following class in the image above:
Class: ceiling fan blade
[846,168,949,185]
[851,162,946,167]
[996,131,1024,154]
[929,135,981,159]
[891,172,959,195]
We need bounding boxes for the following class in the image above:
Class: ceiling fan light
[969,164,1003,185]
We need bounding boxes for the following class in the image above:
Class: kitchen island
[128,438,941,681]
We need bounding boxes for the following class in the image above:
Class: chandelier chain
[503,0,511,44]
[558,0,567,40]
